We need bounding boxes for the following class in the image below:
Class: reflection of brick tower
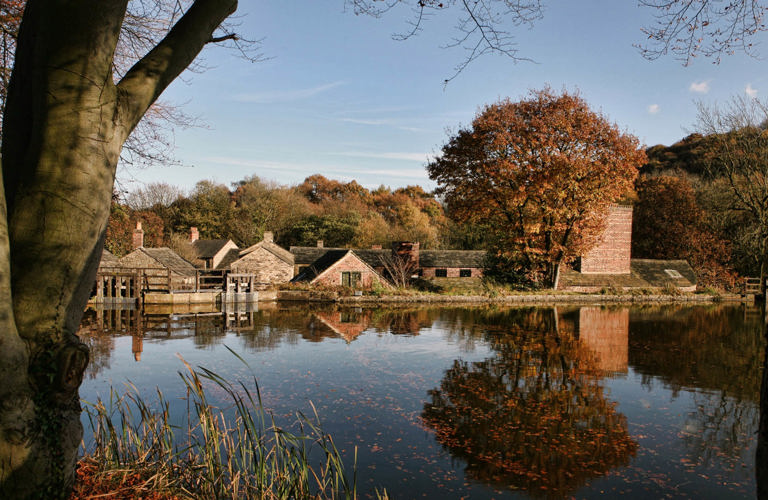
[580,206,632,274]
[578,307,628,374]
[391,242,420,269]
[132,334,144,362]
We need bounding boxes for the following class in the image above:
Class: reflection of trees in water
[682,390,758,470]
[422,307,637,498]
[628,305,763,478]
[629,305,763,400]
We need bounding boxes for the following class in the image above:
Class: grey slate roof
[420,250,486,268]
[292,250,349,282]
[290,246,485,269]
[216,248,241,270]
[192,239,232,259]
[240,240,294,265]
[557,259,697,290]
[141,248,197,277]
[99,249,121,269]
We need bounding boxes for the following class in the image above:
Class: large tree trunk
[0,0,236,497]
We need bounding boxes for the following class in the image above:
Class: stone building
[188,226,239,270]
[119,247,197,289]
[229,232,294,287]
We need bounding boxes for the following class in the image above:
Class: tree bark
[0,0,236,497]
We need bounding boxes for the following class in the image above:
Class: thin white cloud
[340,117,430,134]
[332,151,431,162]
[648,104,660,115]
[746,83,758,98]
[341,118,390,126]
[689,80,711,94]
[233,81,345,103]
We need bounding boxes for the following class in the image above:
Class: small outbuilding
[292,249,391,289]
[119,247,197,290]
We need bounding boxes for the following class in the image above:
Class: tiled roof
[141,248,197,277]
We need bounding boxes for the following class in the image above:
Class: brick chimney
[317,240,324,248]
[391,241,420,269]
[189,226,199,242]
[132,221,144,249]
[263,231,274,243]
[580,205,632,274]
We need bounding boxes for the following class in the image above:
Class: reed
[76,356,357,499]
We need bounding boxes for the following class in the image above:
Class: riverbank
[271,289,744,305]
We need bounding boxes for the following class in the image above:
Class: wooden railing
[745,277,761,295]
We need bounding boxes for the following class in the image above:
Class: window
[435,269,448,278]
[664,269,683,279]
[459,269,472,278]
[342,271,361,287]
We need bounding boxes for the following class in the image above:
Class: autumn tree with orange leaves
[428,89,646,286]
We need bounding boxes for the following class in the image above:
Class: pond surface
[78,303,764,499]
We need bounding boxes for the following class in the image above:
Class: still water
[78,303,764,498]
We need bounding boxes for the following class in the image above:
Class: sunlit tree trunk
[0,0,236,497]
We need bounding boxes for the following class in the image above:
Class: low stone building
[556,205,697,292]
[229,232,294,287]
[291,249,391,289]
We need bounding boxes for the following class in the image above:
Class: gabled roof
[191,239,233,259]
[99,249,120,268]
[240,240,294,265]
[292,249,349,282]
[420,250,486,268]
[290,246,389,268]
[140,248,197,277]
[216,248,241,270]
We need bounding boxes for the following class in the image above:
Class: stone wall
[230,248,293,285]
[580,205,633,274]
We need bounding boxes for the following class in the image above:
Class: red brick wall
[580,205,632,274]
[420,267,483,278]
[313,252,388,289]
[578,307,628,374]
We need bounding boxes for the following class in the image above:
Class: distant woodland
[108,132,755,291]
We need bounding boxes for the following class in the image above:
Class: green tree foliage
[428,88,646,286]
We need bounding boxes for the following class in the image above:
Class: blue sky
[118,0,768,194]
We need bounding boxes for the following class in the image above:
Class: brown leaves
[428,88,646,285]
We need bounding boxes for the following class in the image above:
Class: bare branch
[639,0,768,64]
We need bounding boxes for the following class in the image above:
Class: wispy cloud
[746,83,758,98]
[233,81,345,103]
[689,80,711,94]
[332,151,432,162]
[340,117,430,133]
[648,104,660,115]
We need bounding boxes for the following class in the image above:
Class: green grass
[79,353,358,499]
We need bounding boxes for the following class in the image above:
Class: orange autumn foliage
[428,88,646,285]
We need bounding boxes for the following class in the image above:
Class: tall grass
[78,356,357,499]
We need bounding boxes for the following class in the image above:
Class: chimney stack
[132,221,144,249]
[263,231,274,243]
[190,226,199,242]
[317,240,324,248]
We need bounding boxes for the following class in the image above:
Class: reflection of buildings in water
[312,309,371,343]
[577,307,629,375]
[132,334,143,362]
